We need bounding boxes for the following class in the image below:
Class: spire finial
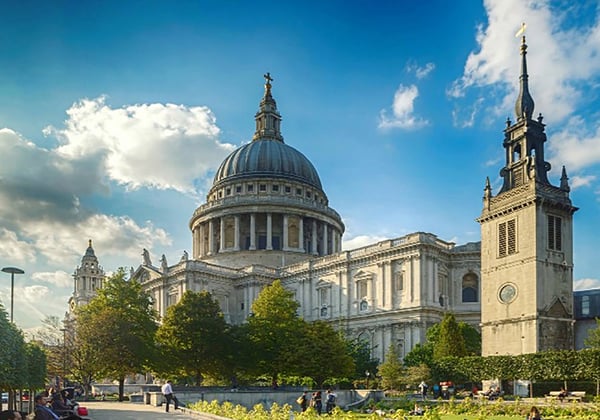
[514,23,535,120]
[253,72,284,142]
[263,72,273,96]
[560,166,571,192]
[88,239,92,248]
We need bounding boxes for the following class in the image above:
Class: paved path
[80,401,226,420]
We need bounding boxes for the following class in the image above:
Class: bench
[545,391,585,402]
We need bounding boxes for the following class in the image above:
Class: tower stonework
[478,37,578,356]
[67,239,105,314]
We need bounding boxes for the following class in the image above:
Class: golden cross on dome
[264,72,273,84]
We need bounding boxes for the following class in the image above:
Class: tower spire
[252,72,284,142]
[514,35,535,120]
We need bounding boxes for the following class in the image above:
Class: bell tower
[477,36,578,356]
[67,239,105,314]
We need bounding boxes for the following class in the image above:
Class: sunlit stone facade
[130,75,481,362]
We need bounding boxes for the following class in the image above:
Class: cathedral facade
[69,38,579,363]
[129,74,481,363]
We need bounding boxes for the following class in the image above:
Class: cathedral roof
[211,74,323,191]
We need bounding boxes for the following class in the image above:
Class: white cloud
[31,271,73,288]
[449,0,600,124]
[378,84,429,130]
[406,62,436,79]
[342,234,389,251]
[574,278,600,291]
[0,228,37,263]
[548,116,600,172]
[46,96,236,193]
[570,175,596,190]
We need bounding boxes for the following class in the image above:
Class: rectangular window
[582,295,590,316]
[225,188,231,196]
[357,281,368,299]
[296,188,302,196]
[548,215,562,251]
[259,184,266,192]
[236,186,242,193]
[272,185,279,192]
[247,184,254,192]
[498,218,517,257]
[285,186,291,193]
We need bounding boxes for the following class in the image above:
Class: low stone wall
[148,389,378,410]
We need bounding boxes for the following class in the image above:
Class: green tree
[76,268,157,400]
[378,345,404,390]
[584,318,600,348]
[0,304,27,407]
[433,313,467,360]
[346,338,379,383]
[403,343,433,367]
[247,280,303,386]
[293,321,354,387]
[155,290,229,385]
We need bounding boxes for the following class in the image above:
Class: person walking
[325,389,337,414]
[161,380,179,412]
[312,391,322,415]
[297,391,308,412]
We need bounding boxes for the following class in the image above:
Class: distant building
[574,289,600,349]
[64,240,105,328]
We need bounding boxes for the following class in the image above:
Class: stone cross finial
[264,72,273,84]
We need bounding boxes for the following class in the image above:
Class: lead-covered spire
[252,72,284,142]
[514,36,535,120]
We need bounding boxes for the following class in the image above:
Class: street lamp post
[60,328,67,389]
[2,267,24,323]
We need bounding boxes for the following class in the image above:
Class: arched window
[462,272,479,303]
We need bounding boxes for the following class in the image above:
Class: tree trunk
[118,377,125,401]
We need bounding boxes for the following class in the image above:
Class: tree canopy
[155,290,229,385]
[76,268,157,400]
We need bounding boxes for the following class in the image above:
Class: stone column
[198,224,205,257]
[298,216,305,252]
[208,220,215,255]
[219,216,225,252]
[311,220,318,255]
[250,213,256,250]
[283,214,289,251]
[331,229,337,254]
[266,213,273,250]
[322,223,328,255]
[234,215,240,251]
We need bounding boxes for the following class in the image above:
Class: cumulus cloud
[449,0,600,126]
[547,116,600,172]
[0,228,37,263]
[378,84,429,130]
[342,234,389,251]
[31,271,73,288]
[46,96,236,193]
[574,278,600,291]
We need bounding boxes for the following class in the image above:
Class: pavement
[79,401,228,420]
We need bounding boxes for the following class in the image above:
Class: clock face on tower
[499,284,517,303]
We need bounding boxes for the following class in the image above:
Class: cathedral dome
[212,139,323,190]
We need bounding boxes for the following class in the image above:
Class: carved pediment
[544,297,570,318]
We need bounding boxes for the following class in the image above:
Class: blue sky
[0,0,599,332]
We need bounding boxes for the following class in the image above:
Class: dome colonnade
[189,73,344,268]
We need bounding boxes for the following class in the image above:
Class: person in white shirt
[161,380,179,412]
